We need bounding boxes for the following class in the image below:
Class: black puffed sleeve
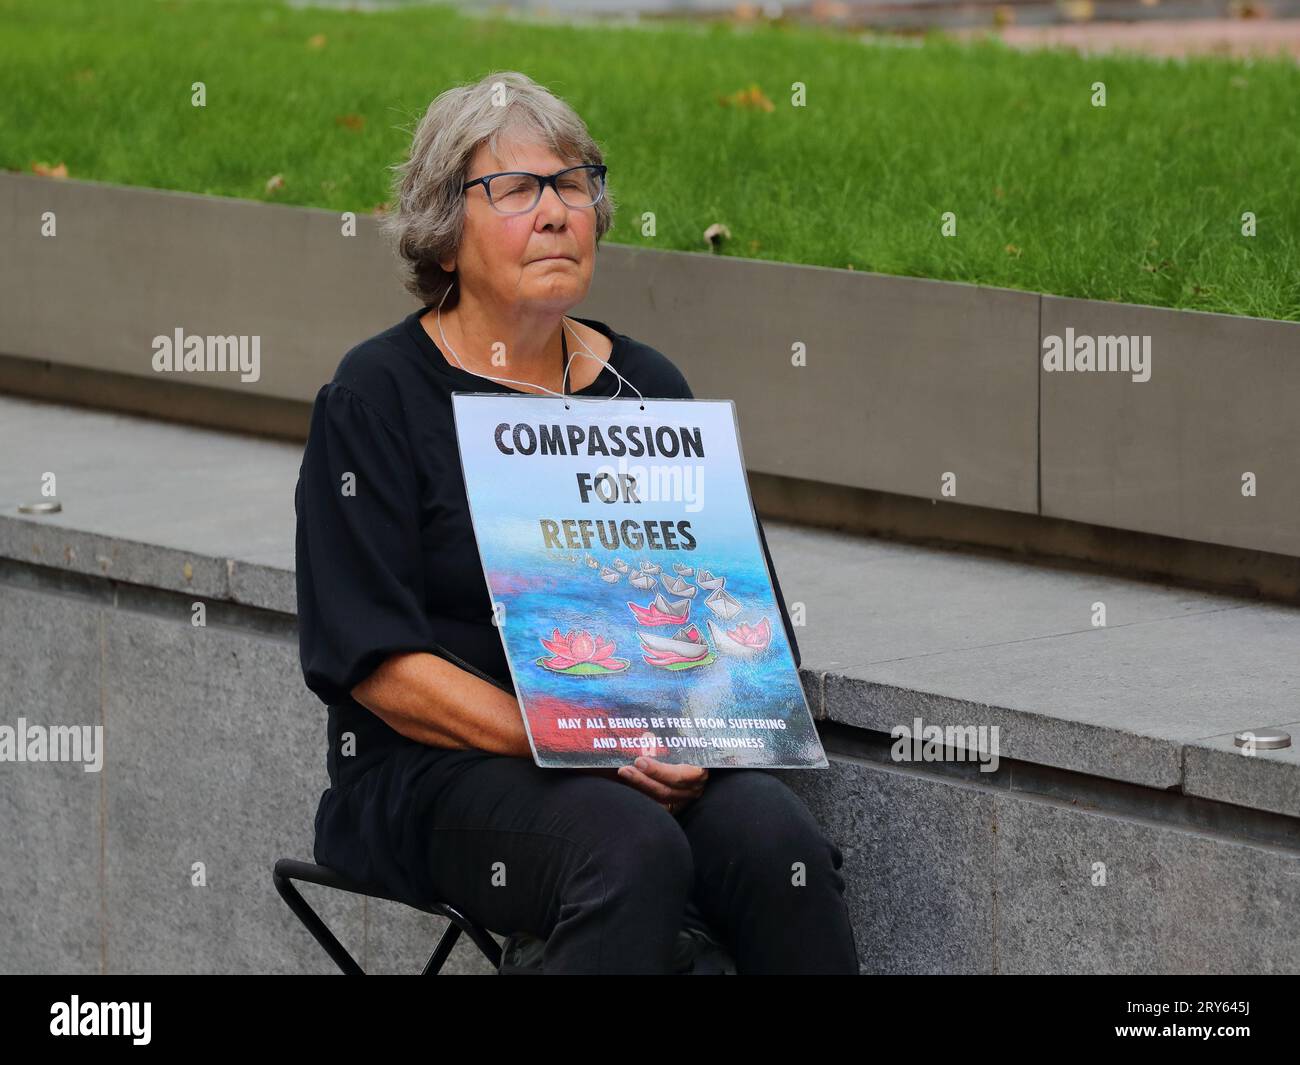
[294,382,439,707]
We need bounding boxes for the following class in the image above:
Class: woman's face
[447,136,598,316]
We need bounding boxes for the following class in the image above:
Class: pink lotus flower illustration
[536,628,630,675]
[704,616,772,658]
[729,619,771,648]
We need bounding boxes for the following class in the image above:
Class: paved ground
[303,2,1300,59]
[965,18,1300,59]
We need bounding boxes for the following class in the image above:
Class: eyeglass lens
[487,167,603,213]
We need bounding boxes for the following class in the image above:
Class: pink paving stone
[957,18,1300,60]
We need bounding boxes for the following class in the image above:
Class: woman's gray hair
[378,70,616,309]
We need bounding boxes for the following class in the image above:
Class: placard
[452,394,826,769]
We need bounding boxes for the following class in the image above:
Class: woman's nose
[538,184,570,218]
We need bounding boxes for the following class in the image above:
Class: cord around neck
[433,280,645,408]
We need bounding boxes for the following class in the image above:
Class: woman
[294,70,858,974]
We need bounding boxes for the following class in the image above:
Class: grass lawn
[2,0,1297,320]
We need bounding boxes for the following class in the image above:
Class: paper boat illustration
[612,558,630,572]
[660,573,697,598]
[672,563,694,576]
[599,565,621,583]
[639,624,712,667]
[629,571,656,590]
[585,555,599,569]
[695,569,725,591]
[638,561,661,574]
[706,617,772,658]
[704,587,743,619]
[627,592,690,626]
[658,592,691,615]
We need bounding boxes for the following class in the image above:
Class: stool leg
[273,867,365,975]
[420,906,504,973]
[420,924,462,975]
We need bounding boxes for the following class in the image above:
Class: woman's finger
[617,765,699,804]
[616,765,681,802]
[630,756,707,788]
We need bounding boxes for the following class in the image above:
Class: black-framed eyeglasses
[461,164,607,215]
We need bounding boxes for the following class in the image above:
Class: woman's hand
[617,756,708,816]
[572,759,709,815]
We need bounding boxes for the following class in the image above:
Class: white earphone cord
[434,280,644,408]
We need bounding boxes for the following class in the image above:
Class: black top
[294,304,802,784]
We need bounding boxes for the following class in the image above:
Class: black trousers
[315,744,859,975]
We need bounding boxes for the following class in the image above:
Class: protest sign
[452,394,826,769]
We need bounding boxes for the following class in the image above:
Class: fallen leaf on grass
[307,34,327,49]
[31,161,68,178]
[265,173,286,194]
[717,84,774,112]
[334,114,365,131]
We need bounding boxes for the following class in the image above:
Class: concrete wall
[1040,296,1300,559]
[0,565,495,975]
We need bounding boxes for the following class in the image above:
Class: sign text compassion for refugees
[490,419,706,553]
